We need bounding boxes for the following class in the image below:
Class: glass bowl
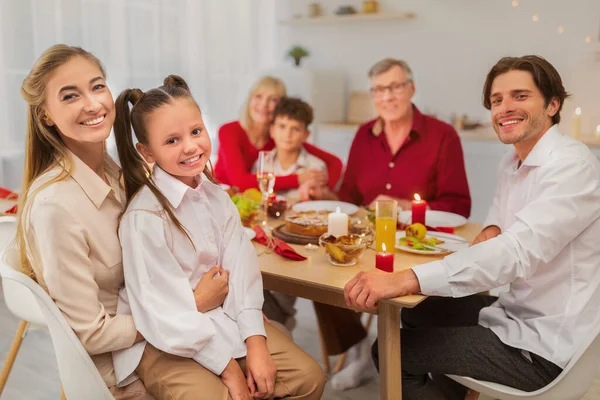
[319,232,371,266]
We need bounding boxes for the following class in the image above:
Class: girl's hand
[193,265,229,312]
[221,358,252,400]
[245,336,276,399]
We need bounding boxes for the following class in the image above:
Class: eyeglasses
[370,80,412,98]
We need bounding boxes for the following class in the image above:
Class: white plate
[398,210,467,228]
[395,231,469,255]
[292,200,359,215]
[244,227,256,240]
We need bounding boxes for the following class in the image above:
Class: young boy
[255,97,333,331]
[263,97,329,200]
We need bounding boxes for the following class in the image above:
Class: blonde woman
[213,76,342,191]
[12,44,156,399]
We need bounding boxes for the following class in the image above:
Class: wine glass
[256,151,275,228]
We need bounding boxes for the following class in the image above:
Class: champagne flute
[257,151,275,228]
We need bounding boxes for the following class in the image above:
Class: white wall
[274,0,600,134]
[0,0,275,190]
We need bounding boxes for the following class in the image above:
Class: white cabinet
[261,68,346,123]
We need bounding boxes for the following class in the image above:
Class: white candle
[572,107,582,138]
[328,207,348,237]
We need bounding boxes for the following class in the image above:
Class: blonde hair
[12,44,106,280]
[240,76,286,131]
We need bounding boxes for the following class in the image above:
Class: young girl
[112,76,325,400]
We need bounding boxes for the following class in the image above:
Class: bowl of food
[319,232,372,267]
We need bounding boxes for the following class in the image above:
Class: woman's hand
[221,358,252,400]
[245,336,276,399]
[193,265,229,313]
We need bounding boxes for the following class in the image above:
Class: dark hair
[114,75,214,243]
[482,55,569,124]
[272,97,314,129]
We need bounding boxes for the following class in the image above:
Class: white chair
[448,323,600,400]
[0,262,115,399]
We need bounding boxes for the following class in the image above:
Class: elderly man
[345,55,600,399]
[312,58,471,214]
[312,58,472,391]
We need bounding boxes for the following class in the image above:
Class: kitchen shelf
[280,12,416,26]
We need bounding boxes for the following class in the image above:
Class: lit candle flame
[336,207,341,213]
[575,107,582,116]
[382,243,387,253]
[414,193,421,201]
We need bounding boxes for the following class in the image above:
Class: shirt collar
[272,148,309,170]
[68,149,121,209]
[521,124,562,168]
[152,165,202,208]
[371,104,425,138]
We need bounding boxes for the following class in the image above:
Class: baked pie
[285,211,330,237]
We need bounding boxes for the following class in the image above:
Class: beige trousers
[135,323,326,400]
[110,379,155,400]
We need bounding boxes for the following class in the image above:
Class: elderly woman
[315,58,472,391]
[214,76,342,192]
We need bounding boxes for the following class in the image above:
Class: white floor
[2,285,600,400]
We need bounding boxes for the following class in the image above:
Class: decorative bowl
[319,231,372,266]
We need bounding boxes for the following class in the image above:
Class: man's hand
[368,195,411,211]
[193,265,229,313]
[471,225,501,246]
[344,269,421,310]
[245,336,276,399]
[297,169,327,186]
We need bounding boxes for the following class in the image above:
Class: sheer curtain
[0,0,275,190]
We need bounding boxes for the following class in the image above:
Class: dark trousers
[371,295,563,400]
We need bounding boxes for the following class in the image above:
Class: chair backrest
[533,322,600,400]
[449,322,600,400]
[0,215,17,252]
[0,264,114,400]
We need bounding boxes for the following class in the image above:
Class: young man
[345,55,600,399]
[254,96,329,200]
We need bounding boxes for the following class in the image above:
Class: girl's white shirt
[112,166,265,386]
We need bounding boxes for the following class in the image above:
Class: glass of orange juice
[375,199,397,252]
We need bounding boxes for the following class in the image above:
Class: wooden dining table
[256,221,482,400]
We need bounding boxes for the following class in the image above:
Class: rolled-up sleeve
[119,210,232,375]
[30,199,137,355]
[220,200,266,341]
[414,158,600,297]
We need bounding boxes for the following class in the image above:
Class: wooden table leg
[378,303,401,400]
[0,320,29,396]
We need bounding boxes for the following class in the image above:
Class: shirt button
[385,183,392,190]
[192,196,200,202]
[388,162,395,168]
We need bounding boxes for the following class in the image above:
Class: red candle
[411,193,427,225]
[376,244,394,272]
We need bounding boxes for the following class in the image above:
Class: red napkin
[0,187,18,200]
[252,225,307,261]
[3,205,17,215]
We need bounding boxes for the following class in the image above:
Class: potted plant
[287,46,309,67]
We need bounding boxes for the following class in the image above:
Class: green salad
[231,195,260,219]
